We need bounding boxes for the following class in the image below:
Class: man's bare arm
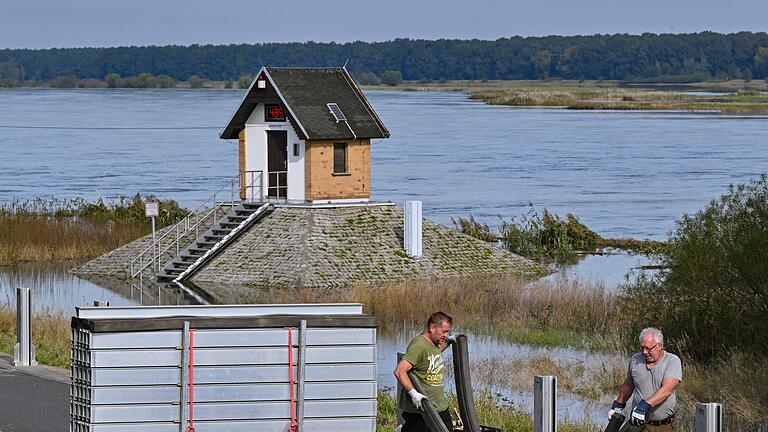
[616,377,635,404]
[393,359,415,392]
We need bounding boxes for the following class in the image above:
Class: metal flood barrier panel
[70,304,377,432]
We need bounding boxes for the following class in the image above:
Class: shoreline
[4,79,766,113]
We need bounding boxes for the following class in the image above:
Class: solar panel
[327,103,347,122]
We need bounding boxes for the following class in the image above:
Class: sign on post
[144,201,159,217]
[145,201,159,272]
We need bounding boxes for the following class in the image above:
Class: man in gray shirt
[608,327,683,430]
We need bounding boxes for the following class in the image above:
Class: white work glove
[408,388,428,410]
[445,333,460,345]
[607,400,625,422]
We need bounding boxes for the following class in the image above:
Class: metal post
[534,375,557,432]
[404,201,423,257]
[14,288,37,366]
[297,320,307,431]
[695,403,723,432]
[179,321,190,431]
[151,215,158,272]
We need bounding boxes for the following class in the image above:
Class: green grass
[376,392,400,432]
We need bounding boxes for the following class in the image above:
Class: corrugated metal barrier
[70,304,377,432]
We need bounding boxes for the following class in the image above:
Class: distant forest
[2,32,768,83]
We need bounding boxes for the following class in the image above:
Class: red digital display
[265,104,286,122]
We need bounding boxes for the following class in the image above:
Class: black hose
[604,412,626,432]
[407,372,452,432]
[618,420,645,432]
[452,334,481,432]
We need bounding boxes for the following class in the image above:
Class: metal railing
[129,171,263,279]
[240,170,263,202]
[267,170,288,200]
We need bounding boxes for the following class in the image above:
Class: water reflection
[543,250,657,290]
[0,262,198,313]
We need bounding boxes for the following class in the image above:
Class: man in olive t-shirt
[394,311,456,432]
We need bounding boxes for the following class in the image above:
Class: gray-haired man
[608,327,682,431]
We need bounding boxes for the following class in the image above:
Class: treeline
[1,32,768,84]
[0,71,256,89]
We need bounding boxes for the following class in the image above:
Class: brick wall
[305,139,370,200]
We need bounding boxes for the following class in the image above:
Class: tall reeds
[0,196,187,265]
[453,206,665,258]
[376,391,600,432]
[233,275,625,349]
[0,305,70,368]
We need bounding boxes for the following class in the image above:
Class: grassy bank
[469,87,768,113]
[0,196,187,265]
[453,209,666,259]
[364,79,768,113]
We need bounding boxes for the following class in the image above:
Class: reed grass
[0,196,187,265]
[376,391,600,432]
[235,275,626,350]
[453,207,665,259]
[467,353,625,401]
[363,275,620,340]
[467,85,768,113]
[0,304,70,368]
[676,352,768,431]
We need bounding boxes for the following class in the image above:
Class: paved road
[0,353,69,432]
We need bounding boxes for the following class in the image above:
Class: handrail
[129,171,263,279]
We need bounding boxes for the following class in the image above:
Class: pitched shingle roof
[220,67,390,140]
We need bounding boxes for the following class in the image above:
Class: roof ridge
[266,66,344,70]
[340,67,389,138]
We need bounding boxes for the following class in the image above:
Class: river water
[2,88,767,424]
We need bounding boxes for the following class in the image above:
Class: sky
[2,0,767,49]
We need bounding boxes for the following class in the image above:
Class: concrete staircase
[157,202,272,282]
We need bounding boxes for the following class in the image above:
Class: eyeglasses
[640,343,660,353]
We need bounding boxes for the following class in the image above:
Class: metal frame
[70,309,377,432]
[297,320,307,430]
[75,303,363,319]
[179,321,190,432]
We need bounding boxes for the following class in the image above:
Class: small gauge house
[220,67,390,203]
